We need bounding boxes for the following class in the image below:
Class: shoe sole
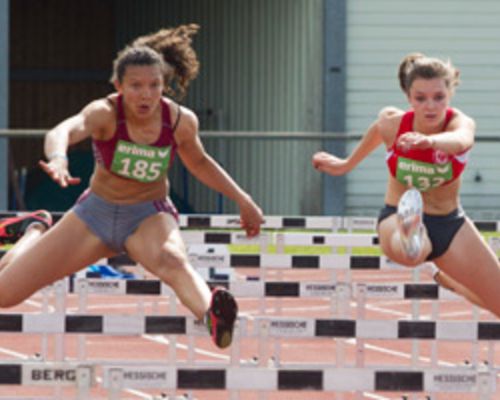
[210,289,238,348]
[397,189,424,259]
[0,211,52,242]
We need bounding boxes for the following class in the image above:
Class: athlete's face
[115,64,164,119]
[407,78,451,132]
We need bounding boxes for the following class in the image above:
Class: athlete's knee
[153,243,190,279]
[0,283,24,308]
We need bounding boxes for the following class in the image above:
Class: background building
[1,0,500,218]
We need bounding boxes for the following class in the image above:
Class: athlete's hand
[396,132,434,151]
[312,151,350,176]
[238,195,264,238]
[39,158,81,188]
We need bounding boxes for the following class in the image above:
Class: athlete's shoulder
[376,106,405,133]
[448,107,476,131]
[83,95,116,120]
[82,95,117,137]
[378,106,405,121]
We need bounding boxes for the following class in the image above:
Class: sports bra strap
[172,103,182,133]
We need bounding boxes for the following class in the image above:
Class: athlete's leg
[0,210,53,269]
[125,212,211,319]
[378,214,432,267]
[0,211,115,307]
[433,268,486,309]
[433,218,500,317]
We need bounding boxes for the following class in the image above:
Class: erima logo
[435,164,450,174]
[117,143,155,158]
[31,369,76,381]
[158,148,170,158]
[398,160,435,174]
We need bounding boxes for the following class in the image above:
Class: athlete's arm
[396,109,475,155]
[312,107,397,176]
[175,107,263,236]
[40,99,114,187]
[430,110,475,154]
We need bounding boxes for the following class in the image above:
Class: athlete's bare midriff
[90,164,169,204]
[384,175,461,215]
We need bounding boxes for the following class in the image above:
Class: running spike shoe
[206,287,238,349]
[0,210,52,244]
[397,187,424,259]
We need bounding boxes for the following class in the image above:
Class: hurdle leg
[107,368,124,400]
[51,279,66,399]
[75,365,93,400]
[77,278,89,361]
[40,285,51,360]
[410,268,421,370]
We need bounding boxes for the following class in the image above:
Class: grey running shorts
[72,190,179,253]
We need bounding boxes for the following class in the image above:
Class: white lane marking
[142,334,229,360]
[0,347,30,359]
[344,338,455,367]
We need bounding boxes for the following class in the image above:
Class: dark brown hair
[398,53,460,94]
[111,24,200,100]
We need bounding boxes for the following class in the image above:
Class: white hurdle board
[1,313,499,341]
[71,278,460,301]
[0,361,494,395]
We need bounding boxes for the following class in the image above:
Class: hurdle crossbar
[1,313,499,341]
[72,278,460,301]
[0,361,494,394]
[1,211,498,231]
[106,253,409,270]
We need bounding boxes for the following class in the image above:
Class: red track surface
[0,268,498,399]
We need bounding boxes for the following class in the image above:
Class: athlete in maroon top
[0,25,264,350]
[92,94,178,178]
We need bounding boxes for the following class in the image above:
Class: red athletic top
[386,109,469,192]
[92,95,178,182]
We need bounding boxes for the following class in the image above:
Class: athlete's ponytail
[398,53,460,94]
[110,24,200,100]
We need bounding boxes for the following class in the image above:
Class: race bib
[111,140,171,183]
[396,156,452,192]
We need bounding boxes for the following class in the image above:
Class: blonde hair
[398,53,460,94]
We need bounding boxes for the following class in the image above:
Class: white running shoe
[397,187,424,259]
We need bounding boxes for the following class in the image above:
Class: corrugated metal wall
[345,0,500,218]
[9,0,114,169]
[115,0,325,215]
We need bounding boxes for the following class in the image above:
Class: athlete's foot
[205,287,238,349]
[0,210,52,243]
[397,188,423,259]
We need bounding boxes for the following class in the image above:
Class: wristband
[47,152,68,161]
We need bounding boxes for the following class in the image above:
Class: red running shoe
[0,210,52,244]
[206,287,238,349]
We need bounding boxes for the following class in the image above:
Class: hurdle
[70,278,460,301]
[2,211,499,232]
[2,213,500,399]
[0,360,494,399]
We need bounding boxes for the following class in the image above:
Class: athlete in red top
[313,53,500,317]
[0,24,264,348]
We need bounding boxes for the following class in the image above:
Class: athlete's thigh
[434,218,500,299]
[377,215,399,255]
[125,212,184,270]
[0,211,115,300]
